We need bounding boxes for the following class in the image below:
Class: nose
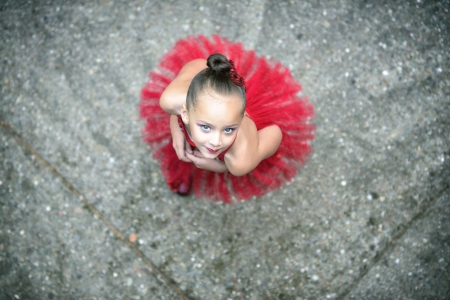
[209,132,221,147]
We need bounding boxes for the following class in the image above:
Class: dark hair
[186,53,246,113]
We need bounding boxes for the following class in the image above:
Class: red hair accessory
[229,60,246,91]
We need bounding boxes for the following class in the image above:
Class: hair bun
[207,53,231,75]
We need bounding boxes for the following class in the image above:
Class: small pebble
[312,275,319,281]
[126,278,133,286]
[129,233,138,243]
[341,181,347,186]
[382,70,389,76]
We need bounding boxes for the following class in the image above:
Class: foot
[176,176,192,196]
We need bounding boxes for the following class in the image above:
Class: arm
[160,59,207,115]
[170,114,192,162]
[164,60,206,161]
[225,117,282,176]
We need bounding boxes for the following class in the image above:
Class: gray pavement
[1,0,449,299]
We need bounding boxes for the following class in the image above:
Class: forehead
[191,91,243,125]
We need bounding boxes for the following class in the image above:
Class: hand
[185,150,206,167]
[186,150,228,173]
[173,134,193,163]
[170,115,192,162]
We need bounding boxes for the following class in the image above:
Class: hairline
[187,80,246,114]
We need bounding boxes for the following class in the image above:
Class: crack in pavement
[335,184,450,300]
[4,113,449,298]
[0,119,192,300]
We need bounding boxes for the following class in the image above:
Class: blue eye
[224,128,235,134]
[200,125,211,131]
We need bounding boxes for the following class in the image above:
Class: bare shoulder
[177,59,207,80]
[224,116,257,176]
[160,59,207,114]
[225,117,282,176]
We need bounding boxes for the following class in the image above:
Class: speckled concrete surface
[1,0,449,299]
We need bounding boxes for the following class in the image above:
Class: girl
[140,35,315,203]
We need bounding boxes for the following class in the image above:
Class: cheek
[222,133,237,145]
[190,127,207,143]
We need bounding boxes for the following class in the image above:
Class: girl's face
[181,90,244,159]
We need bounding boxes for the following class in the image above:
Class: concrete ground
[1,0,449,299]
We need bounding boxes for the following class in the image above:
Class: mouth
[205,147,220,154]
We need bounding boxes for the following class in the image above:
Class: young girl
[140,35,315,203]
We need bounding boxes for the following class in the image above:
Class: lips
[205,147,220,154]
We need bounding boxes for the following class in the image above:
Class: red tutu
[140,35,315,203]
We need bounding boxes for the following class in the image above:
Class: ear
[180,103,189,124]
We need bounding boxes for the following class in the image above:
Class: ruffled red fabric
[140,35,315,203]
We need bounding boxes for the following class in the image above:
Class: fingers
[185,152,201,165]
[185,152,197,166]
[173,141,192,162]
[185,139,193,154]
[179,155,192,163]
[192,150,205,158]
[185,151,196,161]
[179,150,192,162]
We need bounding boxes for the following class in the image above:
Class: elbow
[159,92,173,113]
[159,89,181,115]
[229,169,247,177]
[228,163,255,177]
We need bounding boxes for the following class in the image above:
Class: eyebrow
[196,121,239,128]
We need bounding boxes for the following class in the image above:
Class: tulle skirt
[140,35,315,203]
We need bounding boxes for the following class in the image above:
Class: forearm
[170,114,193,162]
[169,114,180,136]
[200,159,229,173]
